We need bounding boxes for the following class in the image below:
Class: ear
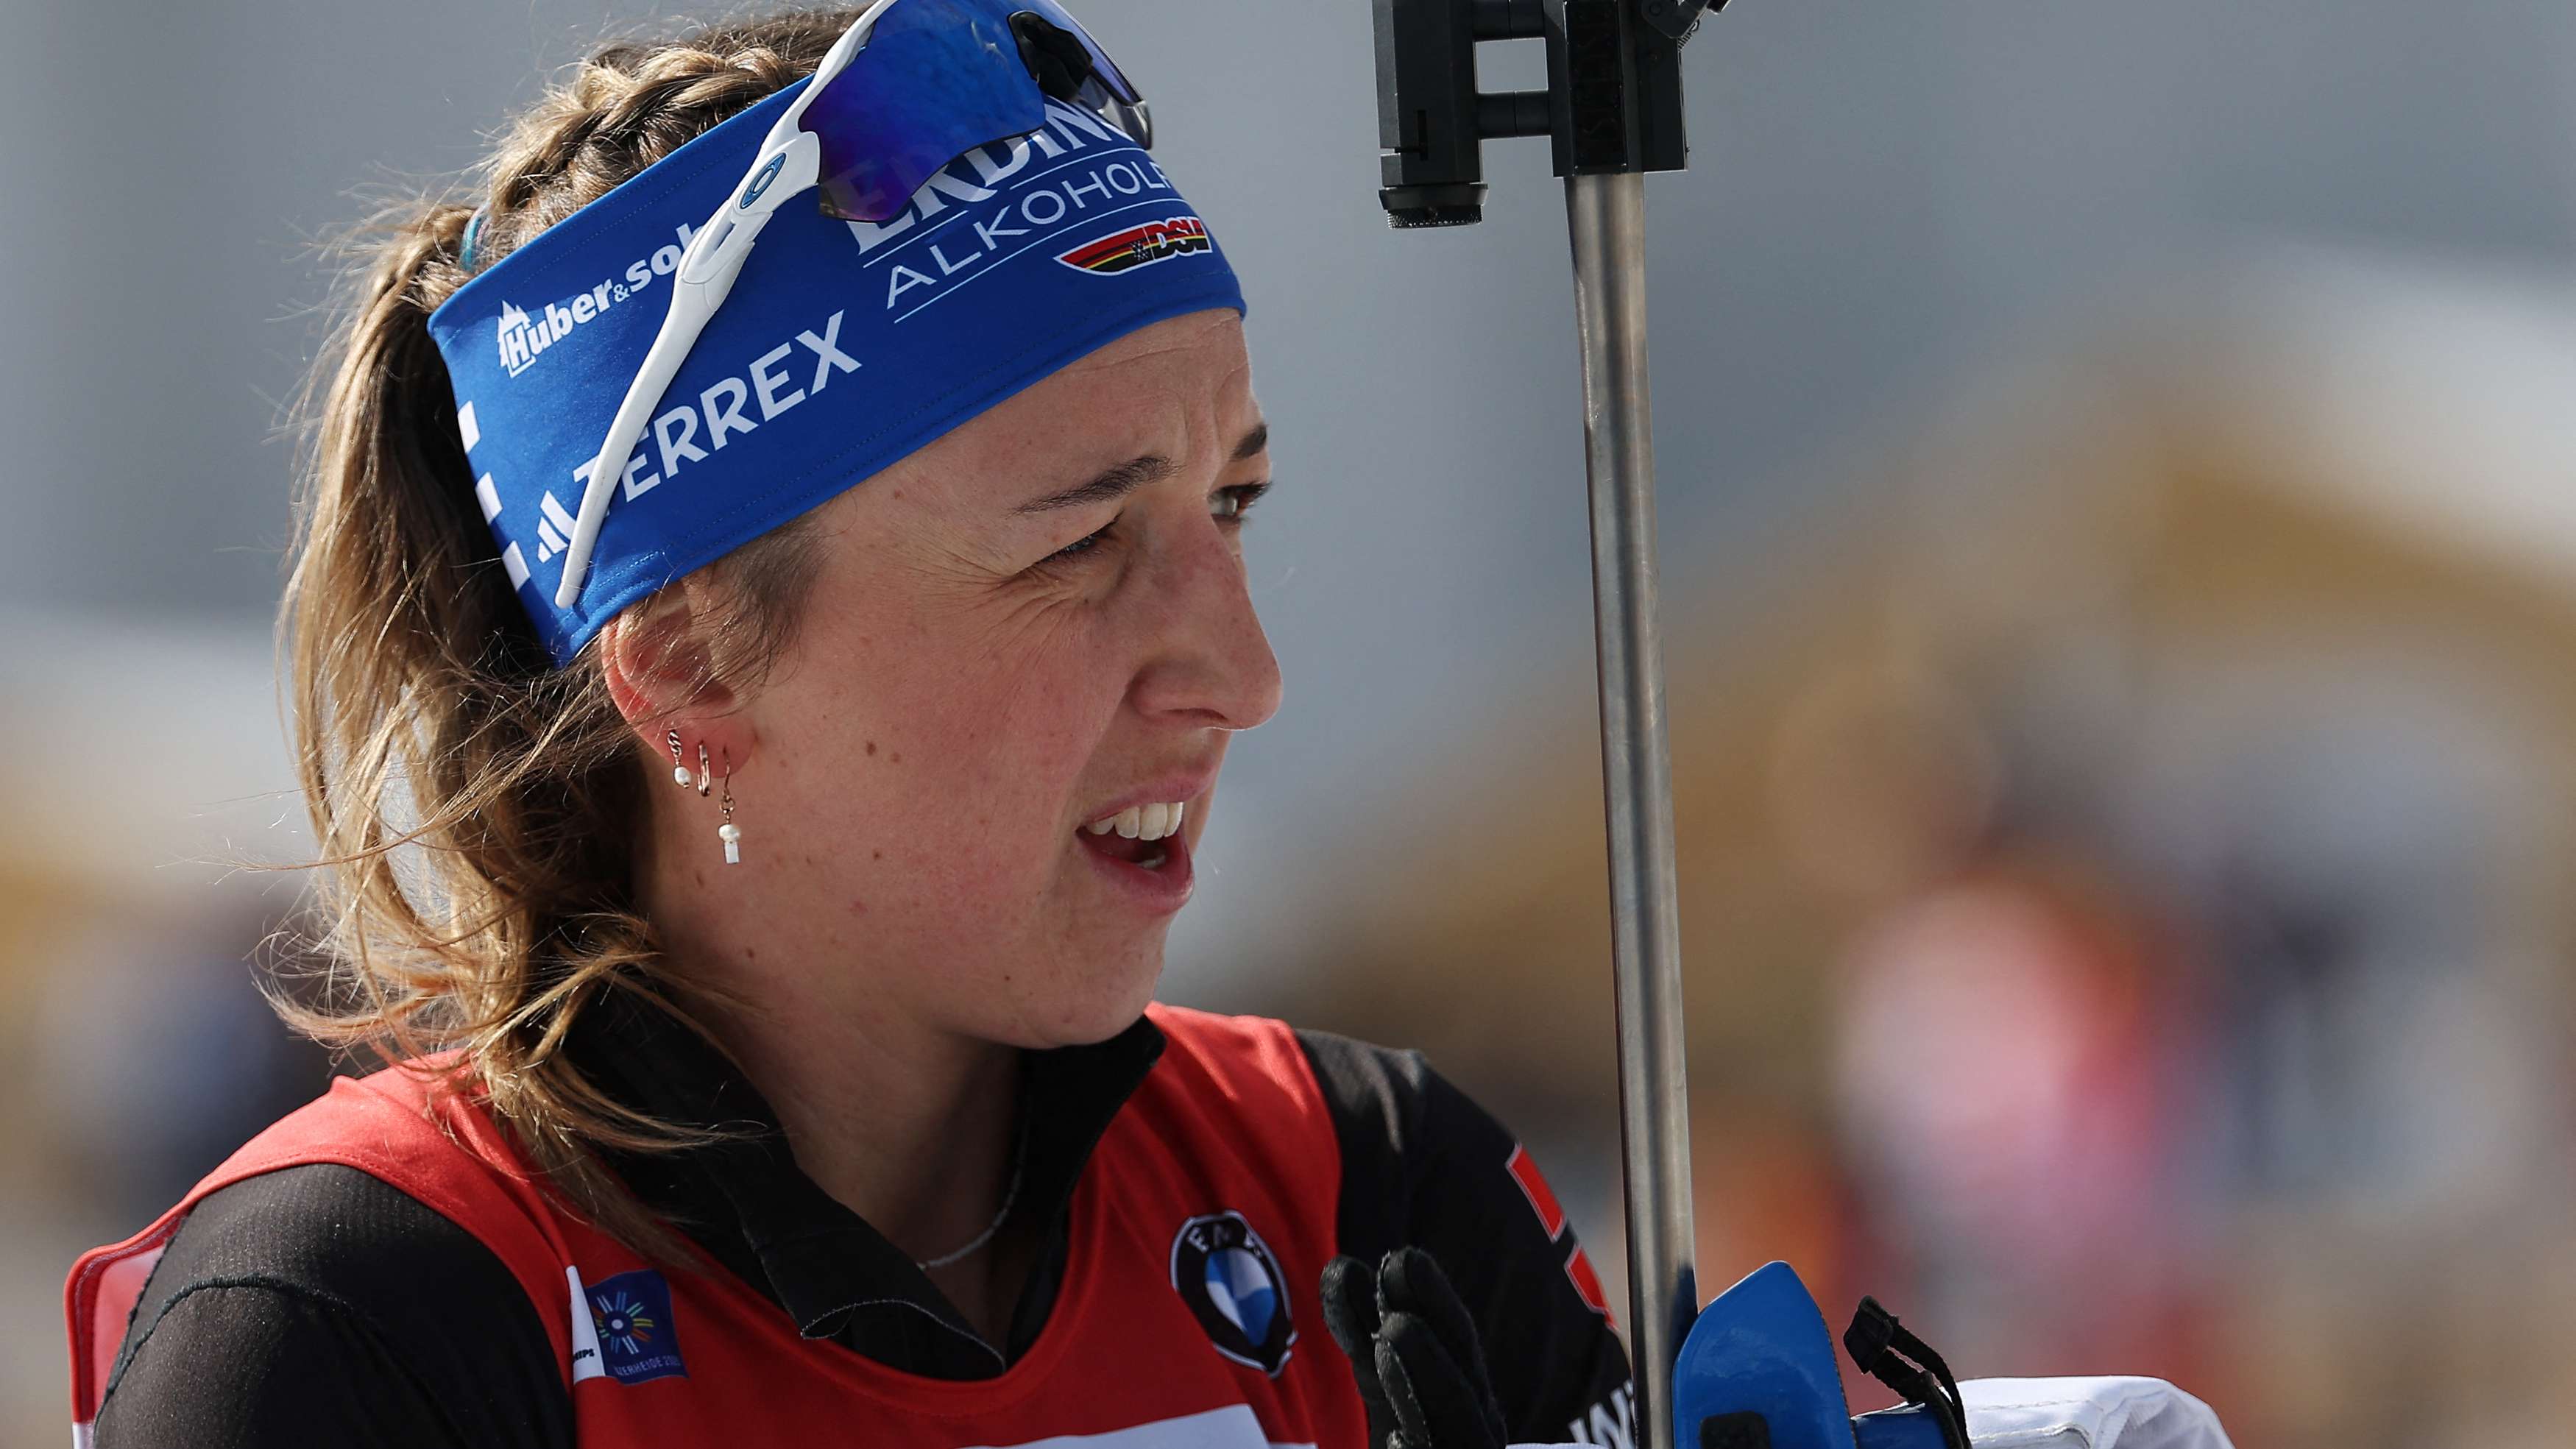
[599,578,754,766]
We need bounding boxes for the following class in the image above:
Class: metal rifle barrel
[1564,168,1696,1449]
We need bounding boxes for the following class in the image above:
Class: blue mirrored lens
[804,0,1046,222]
[802,0,1142,224]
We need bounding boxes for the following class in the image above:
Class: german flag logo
[1057,216,1214,276]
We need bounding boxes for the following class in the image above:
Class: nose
[1129,515,1284,733]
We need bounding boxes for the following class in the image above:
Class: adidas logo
[455,305,862,603]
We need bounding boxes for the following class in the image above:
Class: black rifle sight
[1371,0,1717,227]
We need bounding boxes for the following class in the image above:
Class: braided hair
[279,10,857,1258]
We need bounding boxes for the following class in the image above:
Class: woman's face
[733,310,1280,1049]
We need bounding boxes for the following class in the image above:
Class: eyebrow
[1014,422,1272,514]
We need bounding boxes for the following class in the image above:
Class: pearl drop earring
[668,730,693,789]
[718,753,742,865]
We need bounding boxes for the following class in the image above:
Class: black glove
[1320,1248,1510,1449]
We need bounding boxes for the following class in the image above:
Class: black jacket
[93,999,1630,1447]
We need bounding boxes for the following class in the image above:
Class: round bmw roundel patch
[1170,1210,1296,1375]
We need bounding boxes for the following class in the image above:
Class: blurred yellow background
[1264,258,2576,1448]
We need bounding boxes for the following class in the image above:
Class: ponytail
[277,12,854,1258]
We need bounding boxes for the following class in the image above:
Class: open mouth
[1078,829,1176,871]
[1076,799,1189,876]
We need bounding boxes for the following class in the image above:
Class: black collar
[567,990,1165,1379]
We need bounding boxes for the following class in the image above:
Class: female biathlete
[66,6,1630,1447]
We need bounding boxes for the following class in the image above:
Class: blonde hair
[279,9,859,1255]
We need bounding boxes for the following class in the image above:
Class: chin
[1032,935,1168,1046]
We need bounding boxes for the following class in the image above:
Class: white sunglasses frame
[551,0,903,610]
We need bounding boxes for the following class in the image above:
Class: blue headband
[428,79,1245,665]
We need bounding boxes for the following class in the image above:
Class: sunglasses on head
[553,0,1149,609]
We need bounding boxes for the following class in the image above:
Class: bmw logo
[739,154,788,210]
[1170,1211,1295,1375]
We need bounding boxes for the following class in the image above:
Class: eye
[1040,520,1116,566]
[1033,481,1269,572]
[1211,481,1270,524]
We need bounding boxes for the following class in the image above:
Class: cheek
[781,610,1128,878]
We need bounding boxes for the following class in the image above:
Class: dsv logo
[1055,216,1212,277]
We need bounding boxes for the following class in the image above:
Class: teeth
[1084,800,1189,843]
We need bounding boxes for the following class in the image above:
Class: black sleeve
[1299,1030,1636,1447]
[95,1163,572,1449]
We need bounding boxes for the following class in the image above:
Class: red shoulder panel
[65,1055,580,1437]
[1140,1003,1344,1209]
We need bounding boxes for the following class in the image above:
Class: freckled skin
[602,314,1278,1304]
[626,311,1281,1057]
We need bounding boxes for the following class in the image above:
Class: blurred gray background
[4,0,2571,861]
[9,0,2574,910]
[13,3,2576,1445]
